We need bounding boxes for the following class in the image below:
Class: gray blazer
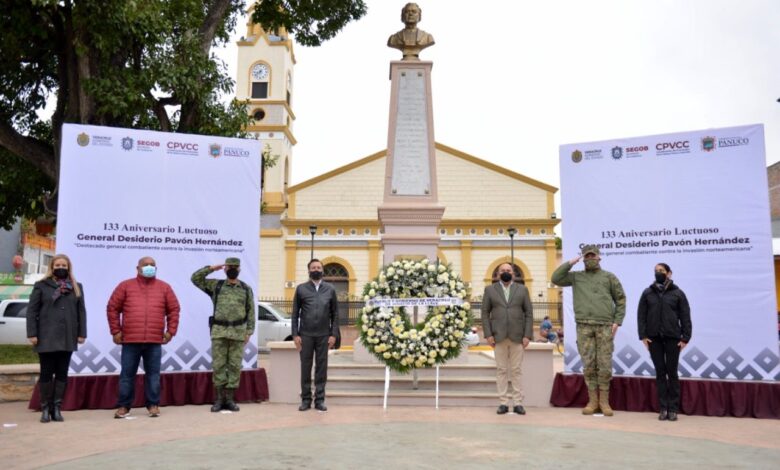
[291,281,339,337]
[480,282,533,343]
[26,278,87,353]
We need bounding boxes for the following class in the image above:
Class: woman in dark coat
[26,254,87,423]
[637,263,692,422]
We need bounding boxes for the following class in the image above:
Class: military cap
[581,245,600,256]
[224,257,241,266]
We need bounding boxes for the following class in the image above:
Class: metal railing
[259,297,562,327]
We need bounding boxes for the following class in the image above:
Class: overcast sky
[221,0,780,199]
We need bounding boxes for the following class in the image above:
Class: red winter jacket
[107,275,180,343]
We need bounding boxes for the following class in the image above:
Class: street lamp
[309,225,317,260]
[507,227,517,280]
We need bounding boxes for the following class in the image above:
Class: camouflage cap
[224,257,241,266]
[581,245,600,256]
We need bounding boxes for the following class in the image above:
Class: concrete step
[328,375,497,392]
[328,362,497,379]
[326,389,498,407]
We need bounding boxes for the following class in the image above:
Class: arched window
[250,63,270,99]
[491,264,525,284]
[323,263,350,302]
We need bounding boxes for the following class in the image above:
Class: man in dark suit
[481,262,533,415]
[292,259,339,412]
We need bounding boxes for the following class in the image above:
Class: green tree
[0,0,367,228]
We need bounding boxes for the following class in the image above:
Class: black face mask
[226,267,239,280]
[309,271,323,281]
[655,272,667,284]
[53,268,69,280]
[499,272,513,283]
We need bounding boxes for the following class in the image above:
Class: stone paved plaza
[2,401,779,469]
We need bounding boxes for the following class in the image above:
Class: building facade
[236,18,560,303]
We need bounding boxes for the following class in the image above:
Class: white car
[0,299,30,345]
[256,301,293,352]
[463,326,480,347]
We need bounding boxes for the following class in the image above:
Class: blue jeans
[117,343,161,408]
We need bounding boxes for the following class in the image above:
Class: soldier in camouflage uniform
[551,245,626,416]
[191,257,255,412]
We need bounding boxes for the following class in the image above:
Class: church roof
[287,143,558,194]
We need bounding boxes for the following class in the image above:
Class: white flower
[427,358,435,365]
[371,281,378,288]
[383,352,391,359]
[387,267,395,276]
[427,264,436,272]
[428,351,437,358]
[369,289,376,297]
[438,264,446,273]
[367,328,376,337]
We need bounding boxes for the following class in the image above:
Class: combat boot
[599,387,614,416]
[211,386,224,412]
[223,388,240,412]
[582,388,599,415]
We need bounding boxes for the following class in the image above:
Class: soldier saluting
[192,257,255,412]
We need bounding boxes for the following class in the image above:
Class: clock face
[251,64,269,80]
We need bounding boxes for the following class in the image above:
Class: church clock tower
[236,12,296,216]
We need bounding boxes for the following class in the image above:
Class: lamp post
[507,227,517,279]
[309,225,317,260]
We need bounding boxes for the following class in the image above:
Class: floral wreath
[357,258,473,373]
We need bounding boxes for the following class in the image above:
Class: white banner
[366,297,464,308]
[58,124,261,374]
[559,124,779,381]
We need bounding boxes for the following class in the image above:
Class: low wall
[0,364,38,402]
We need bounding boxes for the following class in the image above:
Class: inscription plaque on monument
[390,69,431,196]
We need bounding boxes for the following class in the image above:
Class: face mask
[655,272,667,284]
[499,272,513,283]
[141,265,156,278]
[309,271,323,281]
[53,268,69,280]
[226,267,239,280]
[584,259,600,271]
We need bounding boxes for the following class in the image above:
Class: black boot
[39,382,53,423]
[223,388,240,412]
[51,381,66,422]
[210,386,224,412]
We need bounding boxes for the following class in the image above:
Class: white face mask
[141,265,156,278]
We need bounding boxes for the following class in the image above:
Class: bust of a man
[387,2,435,61]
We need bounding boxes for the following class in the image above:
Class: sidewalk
[2,401,778,469]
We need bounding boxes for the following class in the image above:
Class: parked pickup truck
[257,301,293,352]
[0,299,29,345]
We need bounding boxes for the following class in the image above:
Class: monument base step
[326,389,499,407]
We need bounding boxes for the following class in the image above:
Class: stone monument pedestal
[379,60,443,264]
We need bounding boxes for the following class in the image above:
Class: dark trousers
[39,351,73,383]
[649,336,681,412]
[118,343,162,408]
[300,335,329,404]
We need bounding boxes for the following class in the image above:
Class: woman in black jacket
[26,254,87,423]
[637,263,692,422]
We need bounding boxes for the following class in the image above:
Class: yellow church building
[235,18,561,303]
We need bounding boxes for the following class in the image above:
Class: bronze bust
[387,3,435,61]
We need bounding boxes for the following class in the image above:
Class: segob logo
[209,144,221,158]
[571,150,583,163]
[121,137,134,151]
[701,136,716,152]
[611,146,623,160]
[76,133,90,147]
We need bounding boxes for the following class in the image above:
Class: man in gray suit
[292,259,339,412]
[481,262,533,415]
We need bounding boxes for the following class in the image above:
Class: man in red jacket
[107,256,180,419]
